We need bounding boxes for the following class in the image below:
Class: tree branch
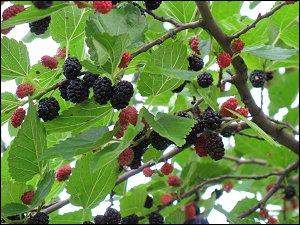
[144,8,181,27]
[236,131,265,141]
[195,1,299,155]
[223,155,269,166]
[268,117,299,135]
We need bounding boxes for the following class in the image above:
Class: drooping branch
[194,1,299,155]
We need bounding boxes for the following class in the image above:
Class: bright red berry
[118,51,131,68]
[189,37,200,54]
[21,191,35,205]
[10,108,26,128]
[217,52,231,69]
[194,134,208,157]
[267,217,278,224]
[56,48,66,59]
[143,168,156,177]
[185,202,196,220]
[1,5,25,34]
[118,148,134,166]
[93,1,113,14]
[74,1,88,8]
[114,121,128,139]
[266,183,275,192]
[167,175,182,187]
[41,55,58,69]
[219,98,239,117]
[231,39,245,54]
[16,83,35,99]
[259,208,269,219]
[55,165,72,182]
[118,106,138,126]
[160,193,174,205]
[235,107,249,118]
[223,181,233,193]
[161,162,173,175]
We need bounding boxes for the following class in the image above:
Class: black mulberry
[67,79,90,103]
[205,132,225,161]
[104,208,121,224]
[121,214,139,224]
[144,1,162,10]
[200,108,222,130]
[172,80,188,93]
[250,70,265,88]
[188,55,204,71]
[32,1,52,9]
[38,97,60,121]
[150,131,173,150]
[111,80,134,110]
[284,185,296,200]
[175,111,191,119]
[59,80,70,101]
[148,212,164,224]
[29,16,51,35]
[93,77,113,105]
[28,212,49,224]
[83,72,99,88]
[197,72,213,88]
[94,215,107,224]
[62,57,82,80]
[144,195,153,208]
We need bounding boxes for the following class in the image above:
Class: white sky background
[1,1,299,223]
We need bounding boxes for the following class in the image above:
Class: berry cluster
[28,212,49,224]
[217,52,231,69]
[93,1,113,14]
[29,16,51,35]
[219,97,249,118]
[94,207,121,224]
[1,5,25,34]
[231,39,245,54]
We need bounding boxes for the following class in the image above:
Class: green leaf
[41,126,116,160]
[1,203,28,217]
[119,186,148,217]
[228,109,281,147]
[198,39,211,56]
[243,45,297,60]
[50,209,92,224]
[86,4,147,47]
[1,37,30,81]
[1,150,11,183]
[1,2,71,30]
[66,154,119,209]
[8,99,47,182]
[44,100,113,135]
[280,24,299,49]
[211,1,243,21]
[29,171,55,209]
[230,197,258,217]
[143,146,163,163]
[165,209,185,224]
[50,6,91,44]
[140,108,196,146]
[1,92,20,125]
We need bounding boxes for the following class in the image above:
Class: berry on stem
[148,212,164,224]
[118,51,131,68]
[167,175,182,187]
[82,72,99,88]
[94,215,107,224]
[21,191,35,205]
[160,193,174,205]
[200,108,222,131]
[62,57,82,80]
[231,39,244,54]
[284,185,296,200]
[250,70,265,88]
[189,37,200,54]
[93,1,113,14]
[188,54,204,71]
[185,202,196,221]
[121,214,139,224]
[67,79,90,103]
[1,5,25,34]
[219,98,239,117]
[55,165,72,181]
[110,80,134,110]
[205,132,225,161]
[194,134,208,157]
[217,52,231,69]
[259,208,269,219]
[29,16,51,35]
[38,97,60,121]
[29,212,49,224]
[104,208,121,224]
[74,1,88,8]
[223,181,233,193]
[41,55,58,69]
[118,106,138,126]
[161,162,173,175]
[235,107,249,118]
[118,148,134,166]
[10,108,26,128]
[93,77,113,105]
[143,168,156,177]
[144,195,153,208]
[56,48,66,59]
[150,131,172,150]
[197,72,213,88]
[16,83,35,99]
[32,1,52,10]
[267,217,278,224]
[144,1,162,10]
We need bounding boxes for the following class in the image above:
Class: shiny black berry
[111,80,134,110]
[200,108,222,130]
[175,111,191,118]
[148,212,164,224]
[205,132,225,161]
[32,1,52,9]
[104,208,121,224]
[250,70,265,88]
[28,212,49,224]
[62,57,82,80]
[83,72,99,88]
[150,131,172,150]
[144,195,153,208]
[121,214,139,224]
[144,1,162,10]
[188,55,204,71]
[94,215,107,224]
[67,79,90,103]
[59,80,70,101]
[172,80,188,93]
[284,185,296,200]
[29,16,51,35]
[93,77,113,105]
[38,97,60,121]
[197,72,213,88]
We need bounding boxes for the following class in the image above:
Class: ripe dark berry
[219,98,239,117]
[284,185,296,200]
[265,71,274,82]
[29,16,51,35]
[82,72,99,88]
[29,212,49,224]
[118,148,134,166]
[118,106,138,125]
[1,5,25,35]
[32,1,52,9]
[38,97,60,121]
[129,156,142,169]
[172,80,188,93]
[144,195,153,208]
[197,72,213,88]
[93,1,113,14]
[21,191,35,205]
[148,212,164,224]
[189,37,200,54]
[41,55,58,69]
[55,165,72,181]
[143,168,156,177]
[111,80,134,110]
[161,162,173,175]
[150,131,172,150]
[94,215,107,224]
[217,52,231,69]
[223,181,233,193]
[194,134,208,157]
[167,175,182,187]
[62,57,82,80]
[118,51,131,68]
[182,120,204,149]
[11,108,26,128]
[231,39,244,54]
[59,80,71,101]
[144,1,162,10]
[104,208,121,224]
[92,77,113,105]
[205,132,225,161]
[16,83,35,98]
[175,111,191,118]
[56,48,66,59]
[67,79,90,103]
[121,214,139,224]
[200,108,222,131]
[250,70,265,88]
[188,54,204,71]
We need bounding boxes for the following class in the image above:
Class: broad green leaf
[140,108,196,146]
[202,193,217,217]
[1,181,30,207]
[198,39,211,56]
[1,203,29,217]
[50,209,92,224]
[243,45,297,60]
[44,100,113,135]
[41,126,116,160]
[164,209,185,224]
[120,186,148,217]
[1,37,30,81]
[50,6,91,44]
[211,1,243,22]
[29,171,55,209]
[1,2,71,29]
[280,24,299,49]
[66,154,119,209]
[272,2,299,32]
[143,146,163,163]
[1,92,20,125]
[230,197,258,217]
[86,4,147,47]
[1,150,11,183]
[8,99,47,182]
[197,85,219,111]
[228,109,280,147]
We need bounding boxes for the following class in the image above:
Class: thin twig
[144,8,181,27]
[269,117,299,135]
[237,131,265,141]
[179,98,204,113]
[223,155,268,166]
